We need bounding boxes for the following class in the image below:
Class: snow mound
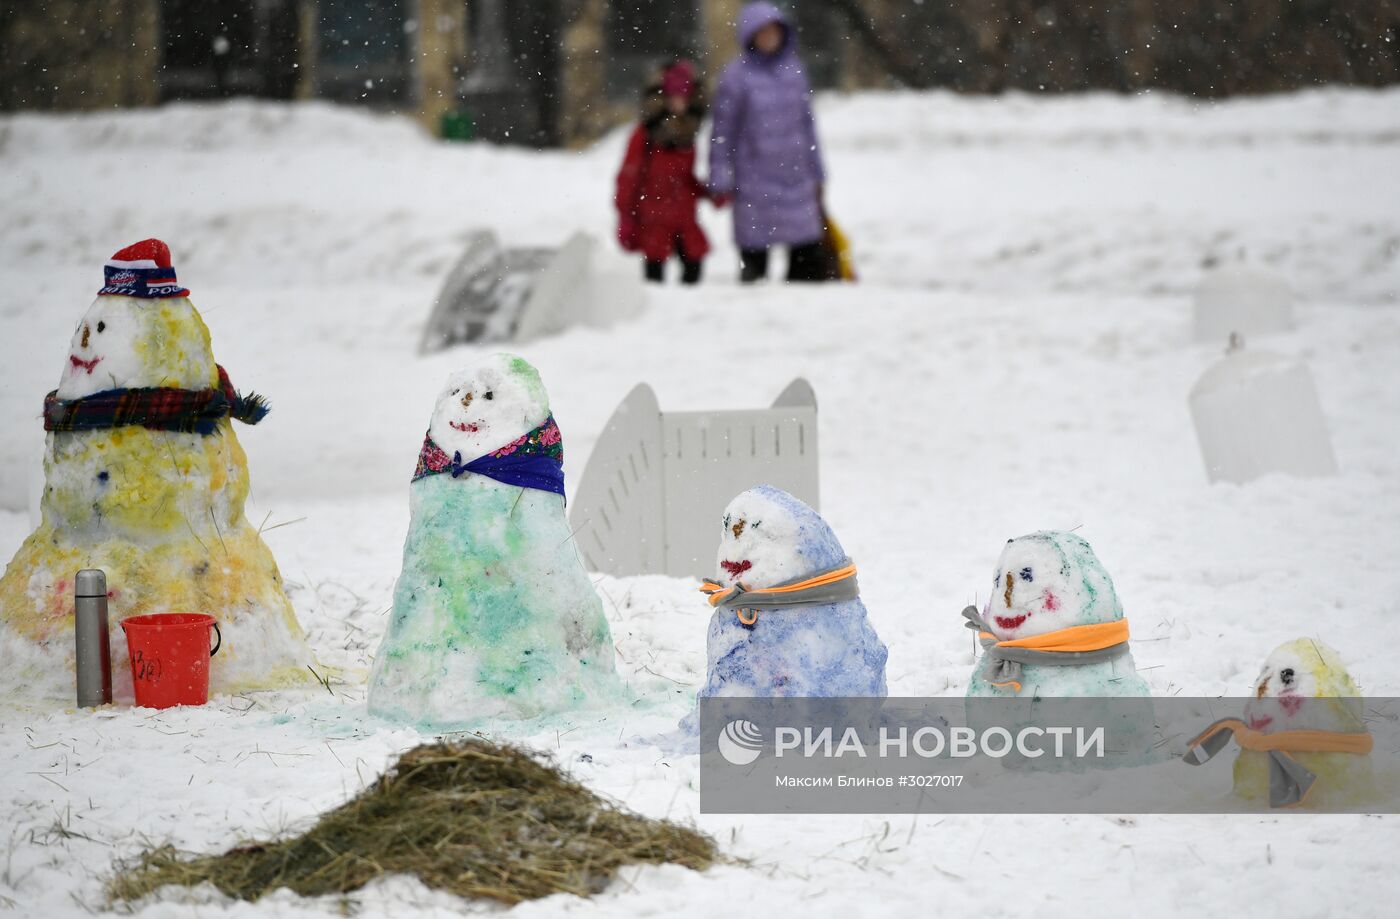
[0,99,430,156]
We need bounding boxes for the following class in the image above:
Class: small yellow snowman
[1184,638,1373,808]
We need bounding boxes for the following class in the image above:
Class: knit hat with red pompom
[98,238,190,299]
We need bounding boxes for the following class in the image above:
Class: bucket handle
[210,621,222,658]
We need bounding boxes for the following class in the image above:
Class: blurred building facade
[3,1,1398,146]
[0,0,468,123]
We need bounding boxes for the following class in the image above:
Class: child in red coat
[615,60,714,284]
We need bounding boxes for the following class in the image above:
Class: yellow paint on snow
[131,300,219,390]
[1282,637,1362,698]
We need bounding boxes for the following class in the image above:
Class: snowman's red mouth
[70,355,102,374]
[450,421,479,433]
[1279,692,1305,716]
[1248,714,1274,731]
[994,613,1029,631]
[720,559,752,582]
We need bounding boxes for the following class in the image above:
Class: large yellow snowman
[0,239,309,700]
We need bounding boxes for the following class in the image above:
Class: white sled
[569,379,820,578]
[420,230,644,352]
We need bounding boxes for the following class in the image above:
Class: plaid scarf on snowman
[43,365,269,436]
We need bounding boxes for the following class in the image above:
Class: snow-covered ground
[2,87,1399,917]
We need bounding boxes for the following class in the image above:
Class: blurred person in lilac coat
[709,2,831,283]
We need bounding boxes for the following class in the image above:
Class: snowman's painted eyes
[484,391,494,400]
[1019,567,1034,582]
[993,571,1000,587]
[1280,668,1295,686]
[96,321,105,333]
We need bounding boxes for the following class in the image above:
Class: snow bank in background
[8,88,1391,159]
[812,89,1400,305]
[0,99,432,155]
[817,87,1400,148]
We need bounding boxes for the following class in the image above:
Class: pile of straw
[110,738,717,906]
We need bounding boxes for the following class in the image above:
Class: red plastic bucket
[120,613,222,709]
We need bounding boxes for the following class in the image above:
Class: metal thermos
[74,569,112,708]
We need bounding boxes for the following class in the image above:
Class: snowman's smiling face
[428,355,548,462]
[983,538,1078,640]
[1243,639,1363,732]
[1248,641,1321,728]
[56,296,215,400]
[58,298,141,398]
[715,489,812,590]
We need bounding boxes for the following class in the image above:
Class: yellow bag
[823,214,857,281]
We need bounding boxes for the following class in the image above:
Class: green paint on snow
[368,473,620,726]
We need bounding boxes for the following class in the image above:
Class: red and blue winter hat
[98,238,190,299]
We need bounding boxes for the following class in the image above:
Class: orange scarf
[1188,718,1372,757]
[1183,716,1373,808]
[976,619,1130,655]
[699,562,858,626]
[965,609,1131,693]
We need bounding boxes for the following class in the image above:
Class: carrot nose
[460,392,473,408]
[80,325,90,349]
[732,520,745,539]
[1256,679,1268,699]
[1004,571,1014,607]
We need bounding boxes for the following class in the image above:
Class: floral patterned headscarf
[413,416,564,497]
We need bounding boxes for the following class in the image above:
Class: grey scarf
[704,559,860,627]
[1181,719,1319,808]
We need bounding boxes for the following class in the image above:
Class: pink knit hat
[662,60,696,98]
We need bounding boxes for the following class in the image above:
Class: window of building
[316,0,412,104]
